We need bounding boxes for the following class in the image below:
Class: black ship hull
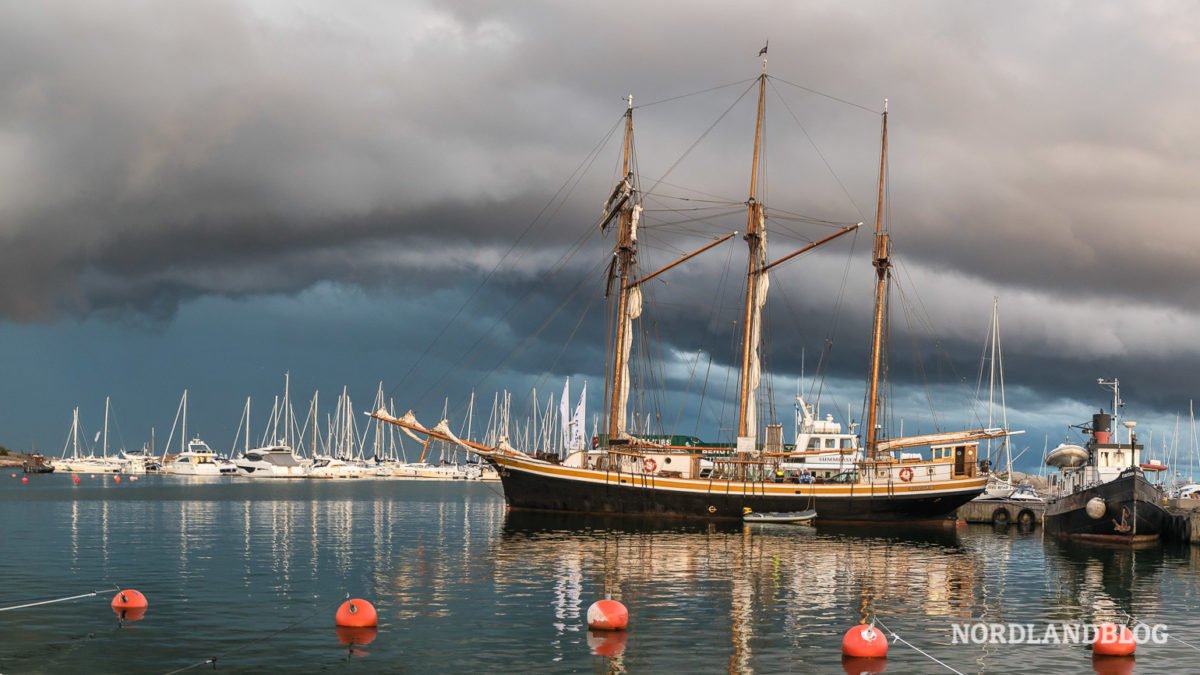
[1044,469,1166,543]
[489,458,984,522]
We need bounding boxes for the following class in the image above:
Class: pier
[957,498,1044,526]
[957,496,1200,543]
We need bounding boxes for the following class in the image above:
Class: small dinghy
[742,509,817,524]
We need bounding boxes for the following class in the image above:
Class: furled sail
[738,212,768,453]
[615,285,642,439]
[397,410,428,444]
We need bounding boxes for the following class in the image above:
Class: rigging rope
[1123,611,1200,653]
[388,114,624,399]
[0,586,120,613]
[634,78,756,110]
[643,80,758,201]
[768,75,880,114]
[162,599,331,674]
[872,617,965,675]
[767,78,867,223]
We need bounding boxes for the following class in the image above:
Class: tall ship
[374,54,1013,521]
[1043,379,1168,543]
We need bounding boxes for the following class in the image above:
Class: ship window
[825,439,836,449]
[807,439,820,449]
[664,457,672,465]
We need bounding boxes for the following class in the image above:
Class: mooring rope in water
[161,600,333,674]
[1122,610,1200,653]
[0,586,120,613]
[872,617,965,675]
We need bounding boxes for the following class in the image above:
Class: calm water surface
[2,474,1199,673]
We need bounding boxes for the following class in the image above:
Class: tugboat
[22,453,55,474]
[1043,379,1168,544]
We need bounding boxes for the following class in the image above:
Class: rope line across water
[161,600,335,674]
[872,617,965,675]
[0,586,120,613]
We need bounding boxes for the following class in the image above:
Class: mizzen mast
[605,95,641,442]
[864,101,890,460]
[735,59,769,452]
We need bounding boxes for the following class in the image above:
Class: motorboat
[235,444,310,478]
[743,509,817,524]
[164,437,224,476]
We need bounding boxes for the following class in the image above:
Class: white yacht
[235,444,310,478]
[776,395,864,480]
[164,438,225,476]
[309,456,367,479]
[120,445,161,473]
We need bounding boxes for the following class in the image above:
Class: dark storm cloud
[3,0,1200,439]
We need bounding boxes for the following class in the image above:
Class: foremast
[865,103,889,461]
[605,95,641,443]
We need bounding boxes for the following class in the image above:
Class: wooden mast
[606,96,637,442]
[865,102,890,460]
[736,62,769,445]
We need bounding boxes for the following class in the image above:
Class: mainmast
[605,95,641,442]
[735,61,769,451]
[865,102,890,460]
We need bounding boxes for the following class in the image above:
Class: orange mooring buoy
[586,599,629,631]
[1092,623,1135,656]
[73,475,81,484]
[113,475,121,483]
[335,599,378,628]
[842,624,888,658]
[20,476,28,484]
[111,589,149,610]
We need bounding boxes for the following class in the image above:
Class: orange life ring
[643,458,657,473]
[899,467,914,482]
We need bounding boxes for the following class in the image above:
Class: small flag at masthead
[758,42,768,57]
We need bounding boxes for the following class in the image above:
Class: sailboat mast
[244,397,251,454]
[182,389,188,453]
[606,95,637,441]
[103,396,110,459]
[736,67,768,444]
[865,103,890,460]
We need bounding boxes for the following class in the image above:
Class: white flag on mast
[572,381,587,451]
[560,377,571,455]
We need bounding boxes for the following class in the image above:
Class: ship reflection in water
[496,513,984,672]
[3,480,1200,673]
